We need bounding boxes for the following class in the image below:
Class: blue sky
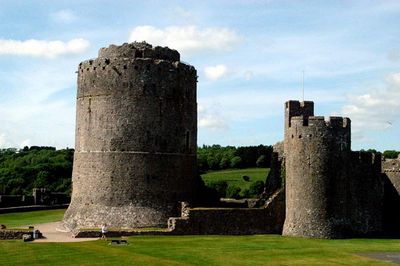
[0,0,399,151]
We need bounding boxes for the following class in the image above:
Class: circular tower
[63,42,197,229]
[282,101,352,238]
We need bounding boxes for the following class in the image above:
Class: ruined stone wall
[63,42,198,229]
[0,230,33,240]
[168,189,285,235]
[348,152,383,236]
[283,113,351,238]
[382,157,400,195]
[382,157,400,236]
[282,100,388,238]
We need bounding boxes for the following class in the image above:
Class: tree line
[0,146,73,196]
[197,144,273,172]
[0,145,398,196]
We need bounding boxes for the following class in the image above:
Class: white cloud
[20,139,31,148]
[244,70,254,80]
[171,6,192,19]
[50,9,77,24]
[341,72,400,132]
[128,25,240,55]
[0,64,76,148]
[198,103,229,131]
[204,64,228,81]
[387,50,400,62]
[0,38,89,58]
[0,133,6,148]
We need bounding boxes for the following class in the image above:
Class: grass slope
[0,235,399,265]
[0,209,65,228]
[201,168,269,192]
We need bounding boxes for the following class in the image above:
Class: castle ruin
[63,42,399,239]
[63,42,198,229]
[282,101,384,238]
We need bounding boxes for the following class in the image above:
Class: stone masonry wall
[0,230,33,240]
[348,152,384,236]
[63,42,198,229]
[168,189,285,235]
[283,113,352,238]
[382,156,400,236]
[282,100,386,238]
[382,157,400,195]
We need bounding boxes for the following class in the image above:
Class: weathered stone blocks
[282,100,384,238]
[63,42,197,229]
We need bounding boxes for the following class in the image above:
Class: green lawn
[201,168,269,192]
[0,234,399,265]
[0,209,65,228]
[1,208,400,265]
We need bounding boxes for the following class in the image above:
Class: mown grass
[201,168,269,191]
[0,209,65,228]
[1,203,400,265]
[0,234,399,265]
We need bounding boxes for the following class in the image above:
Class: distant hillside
[0,146,73,195]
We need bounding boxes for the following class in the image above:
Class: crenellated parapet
[286,115,351,153]
[284,100,314,130]
[98,42,180,61]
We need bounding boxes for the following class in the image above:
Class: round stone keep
[63,42,197,229]
[283,114,351,238]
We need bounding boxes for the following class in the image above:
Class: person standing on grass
[101,224,108,240]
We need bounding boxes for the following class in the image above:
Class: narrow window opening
[88,97,92,113]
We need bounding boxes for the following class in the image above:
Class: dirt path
[358,253,400,264]
[32,222,98,243]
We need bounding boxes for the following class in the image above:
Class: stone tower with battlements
[282,100,383,238]
[63,42,198,229]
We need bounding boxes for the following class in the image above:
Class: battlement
[78,57,195,75]
[76,49,196,99]
[289,115,351,129]
[351,151,381,166]
[285,100,314,111]
[98,42,180,61]
[285,100,314,128]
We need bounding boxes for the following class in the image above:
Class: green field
[0,209,65,228]
[1,207,400,265]
[201,168,269,191]
[1,233,400,265]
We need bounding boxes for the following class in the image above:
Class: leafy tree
[248,180,265,197]
[230,156,243,168]
[226,185,241,199]
[0,147,74,195]
[256,155,267,167]
[383,150,400,159]
[207,180,228,198]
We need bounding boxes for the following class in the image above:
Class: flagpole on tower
[302,70,305,102]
